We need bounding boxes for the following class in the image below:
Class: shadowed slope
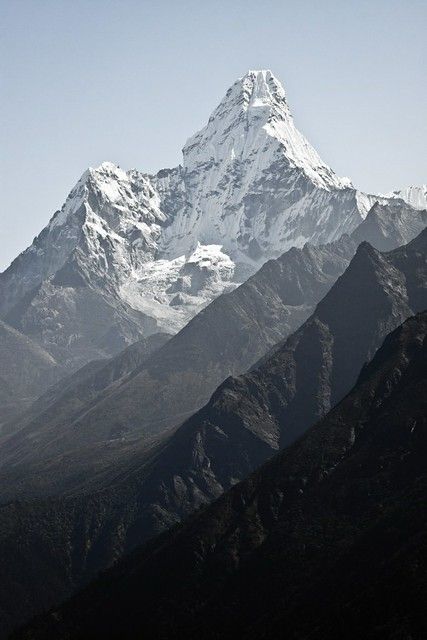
[0,230,425,638]
[19,311,427,640]
[0,321,62,426]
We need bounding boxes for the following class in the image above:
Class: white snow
[7,69,411,337]
[120,244,237,332]
[385,185,427,210]
[182,70,350,191]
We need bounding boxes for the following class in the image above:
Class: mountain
[14,311,427,640]
[0,235,354,487]
[386,184,427,210]
[0,321,62,426]
[85,226,425,543]
[0,230,425,638]
[0,70,380,369]
[0,165,161,371]
[1,202,425,495]
[0,68,425,637]
[155,68,368,262]
[352,198,427,251]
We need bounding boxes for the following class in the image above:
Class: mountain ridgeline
[0,200,425,498]
[15,311,427,640]
[0,70,424,431]
[0,69,386,372]
[0,228,425,639]
[0,69,425,640]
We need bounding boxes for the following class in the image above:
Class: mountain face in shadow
[123,227,426,537]
[0,331,171,497]
[2,204,425,486]
[17,311,427,640]
[0,234,354,474]
[352,198,427,251]
[0,229,425,638]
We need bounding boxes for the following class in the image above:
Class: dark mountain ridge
[1,203,424,486]
[0,235,353,473]
[0,332,171,497]
[16,310,427,640]
[0,229,425,638]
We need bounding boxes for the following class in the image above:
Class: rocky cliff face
[117,227,426,540]
[157,69,365,261]
[352,198,427,251]
[1,70,385,367]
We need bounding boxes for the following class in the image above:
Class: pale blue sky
[1,0,426,270]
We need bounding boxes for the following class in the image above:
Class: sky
[1,0,426,271]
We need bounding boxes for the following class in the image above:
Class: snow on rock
[385,185,427,210]
[120,244,236,332]
[157,70,375,265]
[183,70,350,190]
[0,70,403,339]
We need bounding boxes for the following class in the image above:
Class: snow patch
[385,185,427,210]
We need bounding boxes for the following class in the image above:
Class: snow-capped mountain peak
[51,161,165,230]
[183,69,351,191]
[2,69,393,356]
